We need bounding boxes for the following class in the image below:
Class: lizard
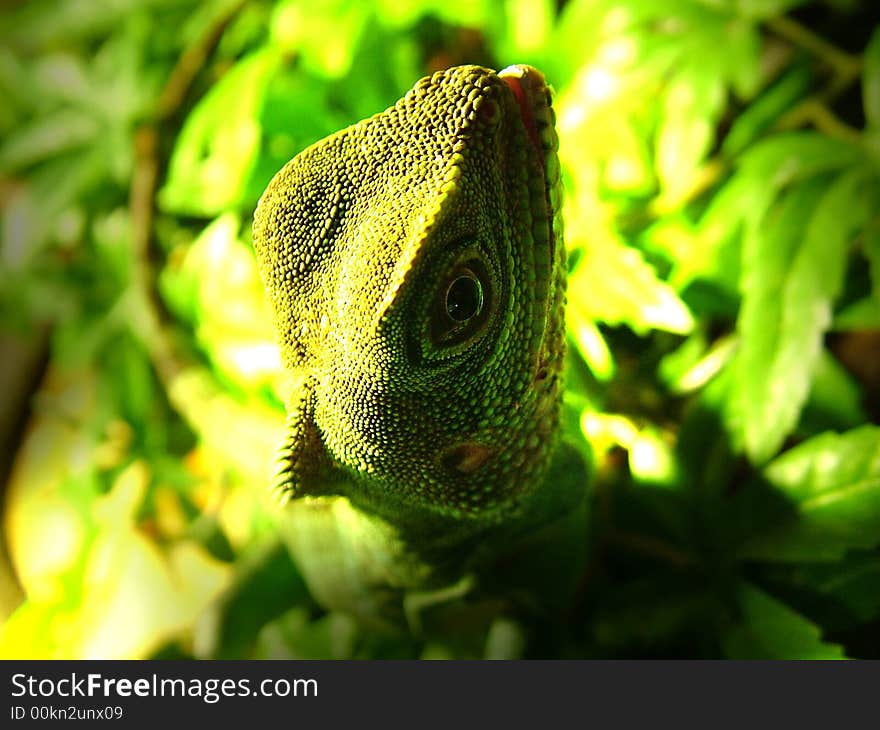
[252,64,590,645]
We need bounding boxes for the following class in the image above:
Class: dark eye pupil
[445,274,483,322]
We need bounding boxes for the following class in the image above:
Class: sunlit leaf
[641,215,697,269]
[73,525,229,659]
[4,370,101,603]
[162,214,283,392]
[166,367,285,484]
[629,427,678,485]
[739,425,880,562]
[693,134,857,290]
[738,130,862,183]
[545,0,613,88]
[498,0,555,59]
[658,329,708,389]
[568,232,694,335]
[655,67,724,200]
[603,119,654,194]
[246,71,345,203]
[660,332,736,395]
[271,0,369,78]
[566,313,616,382]
[160,50,278,216]
[726,169,869,463]
[691,171,770,291]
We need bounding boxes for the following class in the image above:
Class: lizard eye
[431,260,491,347]
[445,270,483,322]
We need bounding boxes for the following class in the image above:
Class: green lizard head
[253,64,566,525]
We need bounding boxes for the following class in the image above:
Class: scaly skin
[253,65,586,633]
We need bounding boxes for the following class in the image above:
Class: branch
[128,1,246,392]
[776,97,863,143]
[156,0,248,121]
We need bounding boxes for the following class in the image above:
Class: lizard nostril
[440,442,494,474]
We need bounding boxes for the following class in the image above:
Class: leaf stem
[766,15,862,82]
[606,530,696,569]
[776,98,863,144]
[129,2,246,393]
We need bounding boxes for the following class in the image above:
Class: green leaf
[195,540,310,659]
[244,69,345,204]
[271,0,369,78]
[722,64,812,157]
[866,225,880,306]
[160,214,281,392]
[721,582,845,659]
[718,17,762,99]
[255,606,359,659]
[833,296,880,330]
[160,50,278,216]
[567,238,694,335]
[801,350,868,433]
[726,169,870,463]
[641,215,701,283]
[655,66,725,199]
[780,552,880,625]
[601,120,654,196]
[693,133,858,294]
[542,0,608,88]
[492,0,555,61]
[0,48,39,123]
[863,27,880,129]
[593,574,714,653]
[737,131,862,185]
[0,0,171,51]
[660,332,736,395]
[373,0,497,30]
[566,313,616,382]
[739,425,880,562]
[0,110,99,173]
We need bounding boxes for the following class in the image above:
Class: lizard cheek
[439,442,495,474]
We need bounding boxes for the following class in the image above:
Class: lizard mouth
[497,63,561,260]
[498,65,559,179]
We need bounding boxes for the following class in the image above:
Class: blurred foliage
[1,0,879,659]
